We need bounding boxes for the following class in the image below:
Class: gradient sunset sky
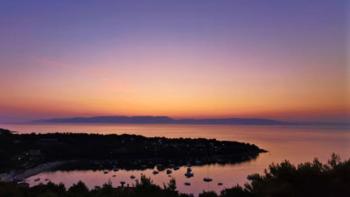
[0,0,349,123]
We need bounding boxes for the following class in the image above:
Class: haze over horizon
[0,0,349,123]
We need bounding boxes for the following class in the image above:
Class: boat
[17,180,25,184]
[184,171,194,178]
[184,166,194,178]
[203,177,213,182]
[184,182,191,186]
[166,169,172,174]
[152,170,159,175]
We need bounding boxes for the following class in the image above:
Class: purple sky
[0,0,348,123]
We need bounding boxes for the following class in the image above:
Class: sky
[0,0,349,123]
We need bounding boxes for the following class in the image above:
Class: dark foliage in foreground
[0,154,349,197]
[242,154,350,197]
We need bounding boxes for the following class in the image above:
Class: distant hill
[34,116,287,125]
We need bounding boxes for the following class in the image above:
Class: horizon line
[23,115,350,126]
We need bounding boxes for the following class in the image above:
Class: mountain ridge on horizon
[33,115,288,125]
[29,115,350,126]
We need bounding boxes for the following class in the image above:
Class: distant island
[34,116,286,125]
[31,116,350,126]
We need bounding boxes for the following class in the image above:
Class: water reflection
[26,162,260,195]
[1,123,349,195]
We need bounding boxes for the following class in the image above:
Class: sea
[1,123,349,195]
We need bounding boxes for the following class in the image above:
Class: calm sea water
[1,124,349,195]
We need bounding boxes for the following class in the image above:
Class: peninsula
[0,128,265,177]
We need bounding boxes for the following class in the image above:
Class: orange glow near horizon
[1,51,349,121]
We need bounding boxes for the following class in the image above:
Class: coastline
[0,128,265,184]
[0,161,67,182]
